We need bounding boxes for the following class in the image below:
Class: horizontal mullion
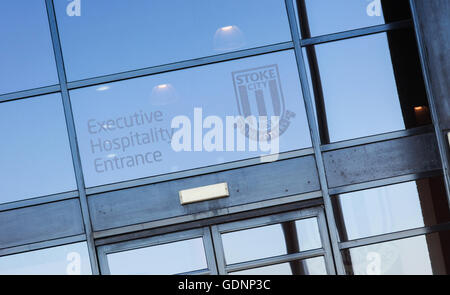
[67,42,294,90]
[0,85,61,103]
[85,148,313,196]
[177,269,211,276]
[300,20,412,47]
[0,234,86,257]
[216,207,321,233]
[226,248,324,273]
[339,222,450,250]
[93,193,323,241]
[328,169,443,196]
[0,190,79,212]
[320,125,434,152]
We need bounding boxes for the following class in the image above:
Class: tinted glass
[54,0,292,81]
[302,0,411,37]
[107,238,207,275]
[0,0,58,94]
[343,231,450,275]
[0,242,91,275]
[70,50,312,188]
[222,218,321,265]
[0,94,77,204]
[334,177,450,241]
[231,257,327,275]
[309,32,429,142]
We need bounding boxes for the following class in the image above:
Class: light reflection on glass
[150,83,179,106]
[213,25,246,52]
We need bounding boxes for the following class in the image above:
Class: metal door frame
[97,227,218,275]
[96,206,336,275]
[211,206,336,275]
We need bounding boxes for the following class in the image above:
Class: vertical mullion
[210,225,227,275]
[409,0,450,209]
[284,0,345,274]
[203,227,219,275]
[44,0,100,275]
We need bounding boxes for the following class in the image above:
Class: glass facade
[53,0,292,81]
[0,93,77,204]
[0,0,58,94]
[0,0,449,276]
[70,50,311,187]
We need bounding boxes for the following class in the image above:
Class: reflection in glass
[222,218,321,265]
[301,0,411,37]
[0,94,77,204]
[333,177,450,241]
[231,257,327,275]
[70,50,312,188]
[0,242,92,275]
[307,31,429,142]
[213,25,246,52]
[150,83,179,106]
[107,238,207,275]
[0,1,58,94]
[344,231,450,275]
[53,0,291,81]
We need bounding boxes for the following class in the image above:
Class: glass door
[97,206,335,275]
[211,207,335,275]
[97,227,217,275]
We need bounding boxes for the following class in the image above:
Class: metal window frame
[93,192,323,240]
[210,206,336,274]
[409,0,450,207]
[339,222,450,250]
[97,227,218,275]
[0,234,87,258]
[0,0,447,276]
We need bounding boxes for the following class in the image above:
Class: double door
[97,206,335,275]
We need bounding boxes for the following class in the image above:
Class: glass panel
[54,0,292,81]
[334,177,450,241]
[107,238,207,275]
[301,0,411,37]
[343,231,450,275]
[308,31,430,143]
[0,0,58,94]
[222,217,321,265]
[231,257,327,275]
[0,242,92,275]
[70,50,312,188]
[0,94,77,204]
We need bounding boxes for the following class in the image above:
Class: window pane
[222,218,321,265]
[70,50,311,188]
[0,94,77,204]
[0,242,92,275]
[302,0,411,37]
[343,231,450,275]
[308,31,429,142]
[54,0,292,81]
[231,257,327,275]
[0,0,58,94]
[334,177,450,241]
[107,238,207,275]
